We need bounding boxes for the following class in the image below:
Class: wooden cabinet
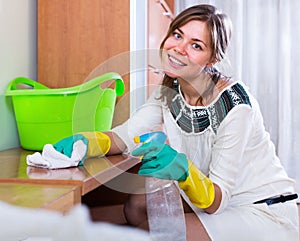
[38,0,130,88]
[38,0,130,125]
[38,0,174,125]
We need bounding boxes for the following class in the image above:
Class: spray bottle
[134,132,187,241]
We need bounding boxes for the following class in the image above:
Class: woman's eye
[192,43,202,51]
[173,32,181,39]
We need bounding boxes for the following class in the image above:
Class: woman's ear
[207,58,218,67]
[206,58,218,68]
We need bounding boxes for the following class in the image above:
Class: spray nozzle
[134,131,167,144]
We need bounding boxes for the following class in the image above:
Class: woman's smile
[168,54,187,68]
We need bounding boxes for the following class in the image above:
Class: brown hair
[159,4,232,105]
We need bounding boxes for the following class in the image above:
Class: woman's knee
[124,193,147,226]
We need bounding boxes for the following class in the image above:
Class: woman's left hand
[131,142,189,181]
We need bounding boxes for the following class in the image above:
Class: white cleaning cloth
[26,140,87,169]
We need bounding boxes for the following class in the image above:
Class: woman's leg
[185,213,212,241]
[183,199,212,241]
[123,193,149,230]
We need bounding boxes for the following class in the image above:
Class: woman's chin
[163,70,180,79]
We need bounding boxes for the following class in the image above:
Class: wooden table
[0,182,81,214]
[0,148,140,212]
[0,148,140,195]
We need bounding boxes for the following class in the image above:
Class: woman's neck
[179,76,233,106]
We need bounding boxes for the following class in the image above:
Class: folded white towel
[26,140,87,169]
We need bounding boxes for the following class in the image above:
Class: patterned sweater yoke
[169,82,252,134]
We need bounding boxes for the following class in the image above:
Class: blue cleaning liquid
[134,131,167,144]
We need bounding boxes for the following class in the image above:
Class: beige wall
[0,0,37,150]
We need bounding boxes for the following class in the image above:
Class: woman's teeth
[168,55,186,66]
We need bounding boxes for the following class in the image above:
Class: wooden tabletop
[0,148,140,195]
[0,182,81,213]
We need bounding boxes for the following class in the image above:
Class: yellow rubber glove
[79,132,111,157]
[178,160,215,209]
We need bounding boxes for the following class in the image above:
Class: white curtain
[176,0,300,193]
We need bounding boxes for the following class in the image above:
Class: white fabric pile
[0,201,150,241]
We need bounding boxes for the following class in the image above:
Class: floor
[89,204,126,225]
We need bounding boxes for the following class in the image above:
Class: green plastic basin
[5,72,124,150]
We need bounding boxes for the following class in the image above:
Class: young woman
[106,4,299,241]
[38,4,298,241]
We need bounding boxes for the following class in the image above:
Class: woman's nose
[174,41,187,55]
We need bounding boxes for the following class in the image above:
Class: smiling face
[161,20,214,80]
